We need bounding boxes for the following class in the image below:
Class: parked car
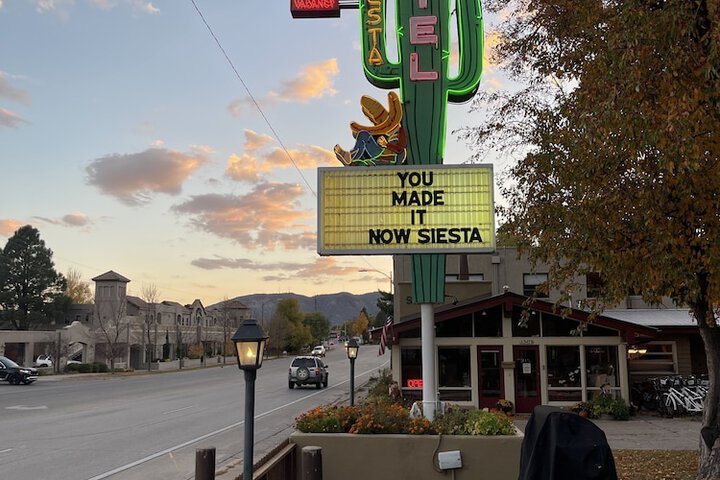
[0,356,39,385]
[34,354,53,368]
[311,345,326,357]
[288,356,328,389]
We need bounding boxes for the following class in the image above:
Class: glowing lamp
[231,319,268,370]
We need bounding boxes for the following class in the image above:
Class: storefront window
[547,346,581,401]
[542,314,580,337]
[436,314,472,337]
[401,347,422,395]
[511,307,540,337]
[474,308,503,337]
[586,345,619,401]
[438,347,472,401]
[628,342,677,376]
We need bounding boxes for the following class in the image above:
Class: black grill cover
[518,406,618,480]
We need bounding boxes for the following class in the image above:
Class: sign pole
[420,303,437,420]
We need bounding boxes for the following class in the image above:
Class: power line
[189,0,317,198]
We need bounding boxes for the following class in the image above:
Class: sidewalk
[514,413,702,450]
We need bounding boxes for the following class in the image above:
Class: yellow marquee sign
[318,164,495,255]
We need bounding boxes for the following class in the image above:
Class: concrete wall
[290,432,522,480]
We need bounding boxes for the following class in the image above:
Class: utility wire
[189,0,316,198]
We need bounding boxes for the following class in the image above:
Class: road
[0,345,389,480]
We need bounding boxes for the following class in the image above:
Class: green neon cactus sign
[359,0,484,303]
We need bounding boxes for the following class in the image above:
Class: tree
[304,312,330,344]
[95,291,127,373]
[0,225,66,330]
[351,308,371,339]
[140,283,159,371]
[269,298,312,353]
[373,290,394,328]
[467,1,720,476]
[65,267,93,304]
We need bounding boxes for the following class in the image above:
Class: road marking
[5,405,48,410]
[162,405,196,415]
[0,448,12,454]
[85,361,389,480]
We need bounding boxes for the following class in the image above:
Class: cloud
[263,145,336,169]
[33,0,158,14]
[86,147,210,205]
[243,129,274,153]
[0,73,31,105]
[0,219,24,237]
[228,59,339,116]
[0,108,28,128]
[191,256,361,282]
[172,182,315,250]
[225,153,270,182]
[32,213,91,227]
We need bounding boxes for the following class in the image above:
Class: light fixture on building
[627,346,648,359]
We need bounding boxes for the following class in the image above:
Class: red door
[513,346,541,414]
[477,346,504,409]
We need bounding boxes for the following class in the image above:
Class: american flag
[378,316,393,356]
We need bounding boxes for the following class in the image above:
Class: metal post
[421,303,437,421]
[350,357,356,406]
[195,447,216,480]
[301,446,323,480]
[243,369,257,480]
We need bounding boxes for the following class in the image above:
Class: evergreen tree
[0,225,66,330]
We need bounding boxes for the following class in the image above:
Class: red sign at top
[291,0,340,18]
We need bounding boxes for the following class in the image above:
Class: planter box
[290,430,523,480]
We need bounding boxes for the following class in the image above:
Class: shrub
[610,397,630,421]
[350,403,419,434]
[295,406,360,433]
[95,362,109,373]
[188,343,204,360]
[78,363,93,373]
[465,410,515,436]
[433,406,471,435]
[591,393,615,418]
[65,363,80,372]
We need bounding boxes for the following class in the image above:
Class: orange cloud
[243,129,274,153]
[0,219,24,237]
[172,182,314,250]
[228,59,339,116]
[86,147,209,205]
[225,153,271,182]
[263,145,335,169]
[32,213,91,227]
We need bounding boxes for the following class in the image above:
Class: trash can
[518,405,617,480]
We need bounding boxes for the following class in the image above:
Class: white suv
[288,356,328,389]
[34,354,53,368]
[311,345,326,357]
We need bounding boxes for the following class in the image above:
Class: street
[0,346,389,480]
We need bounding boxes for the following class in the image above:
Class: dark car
[0,356,39,385]
[288,356,328,389]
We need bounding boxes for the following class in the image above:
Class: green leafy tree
[467,1,720,476]
[372,290,393,328]
[304,311,330,345]
[0,225,66,330]
[270,298,312,353]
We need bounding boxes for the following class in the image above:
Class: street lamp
[231,319,268,480]
[346,338,360,406]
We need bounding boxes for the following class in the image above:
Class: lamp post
[359,268,393,294]
[346,338,360,406]
[231,319,268,480]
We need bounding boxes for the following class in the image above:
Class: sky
[0,0,507,306]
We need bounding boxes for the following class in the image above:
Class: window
[474,308,503,337]
[542,314,580,337]
[400,348,422,398]
[586,346,619,400]
[438,347,472,401]
[523,273,548,297]
[547,346,582,401]
[586,272,604,298]
[511,307,540,337]
[628,342,677,376]
[436,314,472,337]
[445,274,484,282]
[157,313,162,324]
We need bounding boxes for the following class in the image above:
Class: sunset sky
[0,0,507,306]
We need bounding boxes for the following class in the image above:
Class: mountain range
[216,292,382,327]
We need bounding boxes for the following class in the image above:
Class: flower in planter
[496,399,514,415]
